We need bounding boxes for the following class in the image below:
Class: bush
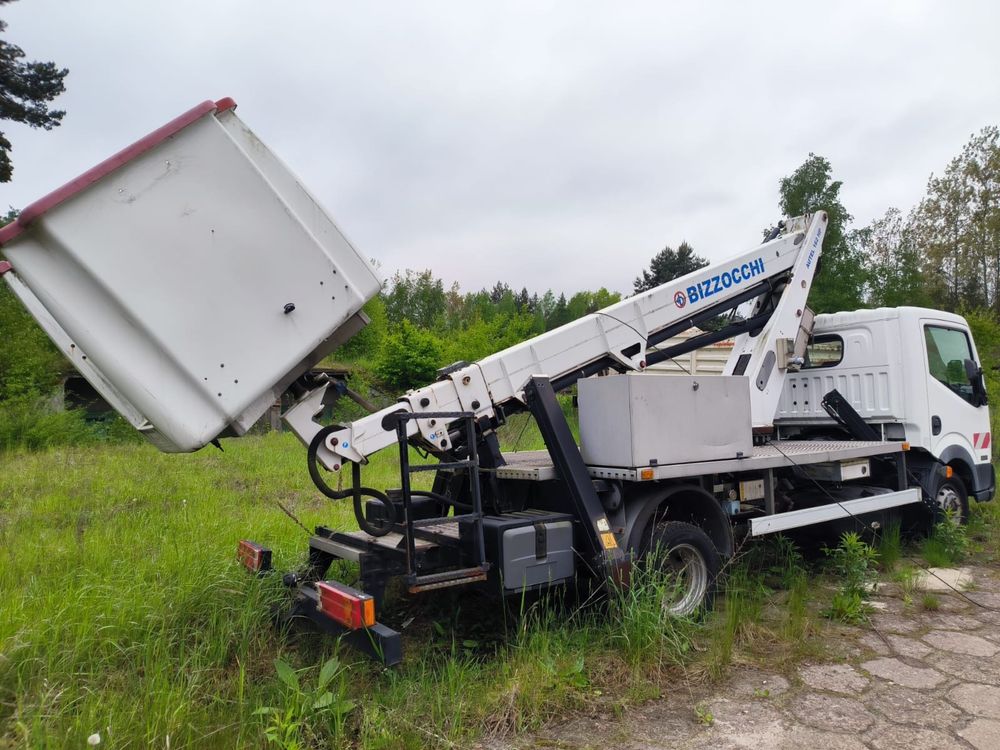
[0,397,93,452]
[375,320,443,390]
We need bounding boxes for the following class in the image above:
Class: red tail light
[237,540,272,573]
[315,581,376,630]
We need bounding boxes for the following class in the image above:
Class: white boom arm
[288,212,829,469]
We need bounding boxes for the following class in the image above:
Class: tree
[910,126,1000,314]
[382,269,447,329]
[0,0,69,182]
[547,293,571,330]
[778,154,866,313]
[856,207,930,309]
[633,241,707,294]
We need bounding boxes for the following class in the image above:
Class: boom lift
[1,99,936,664]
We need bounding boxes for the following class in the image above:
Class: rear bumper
[286,583,402,666]
[973,462,996,502]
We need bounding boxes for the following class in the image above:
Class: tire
[641,521,722,616]
[933,473,970,525]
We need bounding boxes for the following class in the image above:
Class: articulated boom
[286,212,829,470]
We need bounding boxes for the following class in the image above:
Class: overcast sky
[3,1,999,296]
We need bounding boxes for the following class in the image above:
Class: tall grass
[6,430,965,747]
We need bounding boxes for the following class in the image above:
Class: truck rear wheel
[643,521,722,616]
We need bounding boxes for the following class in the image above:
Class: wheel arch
[622,482,734,558]
[936,444,977,497]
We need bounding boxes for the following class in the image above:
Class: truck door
[921,321,989,463]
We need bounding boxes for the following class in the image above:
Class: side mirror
[965,358,989,407]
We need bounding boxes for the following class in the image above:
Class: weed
[609,550,694,670]
[752,687,770,699]
[877,521,902,572]
[783,569,811,641]
[921,511,969,567]
[760,534,805,589]
[921,593,941,611]
[893,566,921,606]
[694,703,714,726]
[255,656,355,749]
[822,532,879,623]
[705,562,768,678]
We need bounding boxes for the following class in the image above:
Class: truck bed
[498,440,905,482]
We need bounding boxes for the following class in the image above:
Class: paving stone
[964,591,1000,609]
[886,634,933,659]
[915,566,972,592]
[922,629,999,657]
[777,727,869,750]
[870,612,921,634]
[858,631,891,656]
[927,650,1000,686]
[958,718,1000,750]
[867,722,969,750]
[798,663,869,694]
[865,684,963,730]
[922,612,986,631]
[724,670,790,699]
[970,571,1000,593]
[948,683,1000,718]
[860,657,945,689]
[787,691,874,733]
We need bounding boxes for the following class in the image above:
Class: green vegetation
[921,511,970,567]
[822,532,879,624]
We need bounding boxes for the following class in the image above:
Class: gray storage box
[579,374,752,468]
[502,520,574,591]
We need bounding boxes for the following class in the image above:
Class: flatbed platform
[497,440,905,482]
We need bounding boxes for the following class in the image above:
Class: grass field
[2,427,998,749]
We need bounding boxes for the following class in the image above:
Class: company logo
[805,228,822,269]
[673,290,687,308]
[685,257,765,305]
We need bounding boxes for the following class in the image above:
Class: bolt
[284,303,296,314]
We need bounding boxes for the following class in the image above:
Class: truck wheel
[934,473,969,525]
[643,521,722,616]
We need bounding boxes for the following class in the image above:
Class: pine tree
[0,0,69,182]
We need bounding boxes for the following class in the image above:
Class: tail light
[315,581,376,630]
[237,540,272,573]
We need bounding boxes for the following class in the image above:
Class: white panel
[2,107,381,452]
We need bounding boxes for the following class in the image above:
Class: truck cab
[775,306,995,513]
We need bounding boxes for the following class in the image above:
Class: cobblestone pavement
[498,565,1000,750]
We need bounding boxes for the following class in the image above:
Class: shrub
[375,320,443,390]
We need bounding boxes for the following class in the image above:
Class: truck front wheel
[934,473,970,525]
[643,521,722,617]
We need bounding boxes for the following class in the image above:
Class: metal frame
[750,488,921,536]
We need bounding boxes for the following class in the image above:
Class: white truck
[1,99,991,664]
[776,308,994,522]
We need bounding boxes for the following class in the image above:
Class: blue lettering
[686,284,699,303]
[722,271,732,288]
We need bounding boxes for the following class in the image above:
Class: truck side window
[924,325,975,404]
[802,335,843,368]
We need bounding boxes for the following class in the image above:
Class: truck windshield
[925,325,975,404]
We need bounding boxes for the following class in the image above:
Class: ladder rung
[410,514,480,528]
[408,460,477,473]
[408,566,489,593]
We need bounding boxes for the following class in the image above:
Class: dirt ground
[494,565,1000,750]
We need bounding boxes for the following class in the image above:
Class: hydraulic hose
[307,425,397,537]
